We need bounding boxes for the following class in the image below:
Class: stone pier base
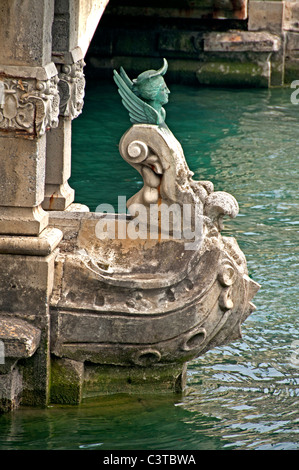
[50,357,187,405]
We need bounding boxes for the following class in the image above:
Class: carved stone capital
[57,59,85,119]
[0,75,60,137]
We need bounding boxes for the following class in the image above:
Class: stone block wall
[85,0,299,87]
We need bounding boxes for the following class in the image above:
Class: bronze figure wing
[113,69,161,125]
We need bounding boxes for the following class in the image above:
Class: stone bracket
[0,317,41,365]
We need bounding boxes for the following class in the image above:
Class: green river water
[0,82,298,451]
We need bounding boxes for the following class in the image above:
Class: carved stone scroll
[119,123,239,237]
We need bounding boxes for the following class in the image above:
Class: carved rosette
[57,59,85,119]
[0,76,60,137]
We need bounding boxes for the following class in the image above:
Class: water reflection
[0,394,225,450]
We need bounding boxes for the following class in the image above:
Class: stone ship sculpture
[0,59,260,411]
[47,59,260,398]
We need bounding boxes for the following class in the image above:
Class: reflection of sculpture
[113,58,170,126]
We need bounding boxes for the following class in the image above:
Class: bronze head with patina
[113,58,170,126]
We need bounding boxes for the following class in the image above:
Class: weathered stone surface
[50,357,84,404]
[0,227,63,256]
[0,206,49,237]
[248,1,285,33]
[42,58,86,211]
[83,363,187,397]
[52,0,110,60]
[43,119,74,211]
[0,0,54,67]
[0,135,47,208]
[0,248,58,408]
[50,211,259,369]
[203,31,281,52]
[57,60,85,120]
[43,183,75,212]
[0,75,59,137]
[0,132,49,236]
[196,60,270,87]
[286,32,299,51]
[0,368,23,414]
[0,250,57,317]
[118,124,212,227]
[0,317,41,360]
[0,63,58,81]
[284,2,299,33]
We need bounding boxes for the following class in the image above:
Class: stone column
[0,1,62,237]
[42,0,86,211]
[42,55,86,211]
[0,0,63,410]
[42,0,109,211]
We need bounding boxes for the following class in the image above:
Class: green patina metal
[113,58,170,126]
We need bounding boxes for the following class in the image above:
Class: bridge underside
[86,0,299,88]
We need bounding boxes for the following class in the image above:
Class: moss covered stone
[83,363,187,398]
[50,357,84,405]
[196,61,270,87]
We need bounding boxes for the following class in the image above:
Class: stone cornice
[0,62,58,81]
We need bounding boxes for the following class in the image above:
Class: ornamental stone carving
[47,59,260,379]
[0,76,60,137]
[57,59,85,119]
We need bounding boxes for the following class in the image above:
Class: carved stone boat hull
[47,121,260,398]
[50,212,259,373]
